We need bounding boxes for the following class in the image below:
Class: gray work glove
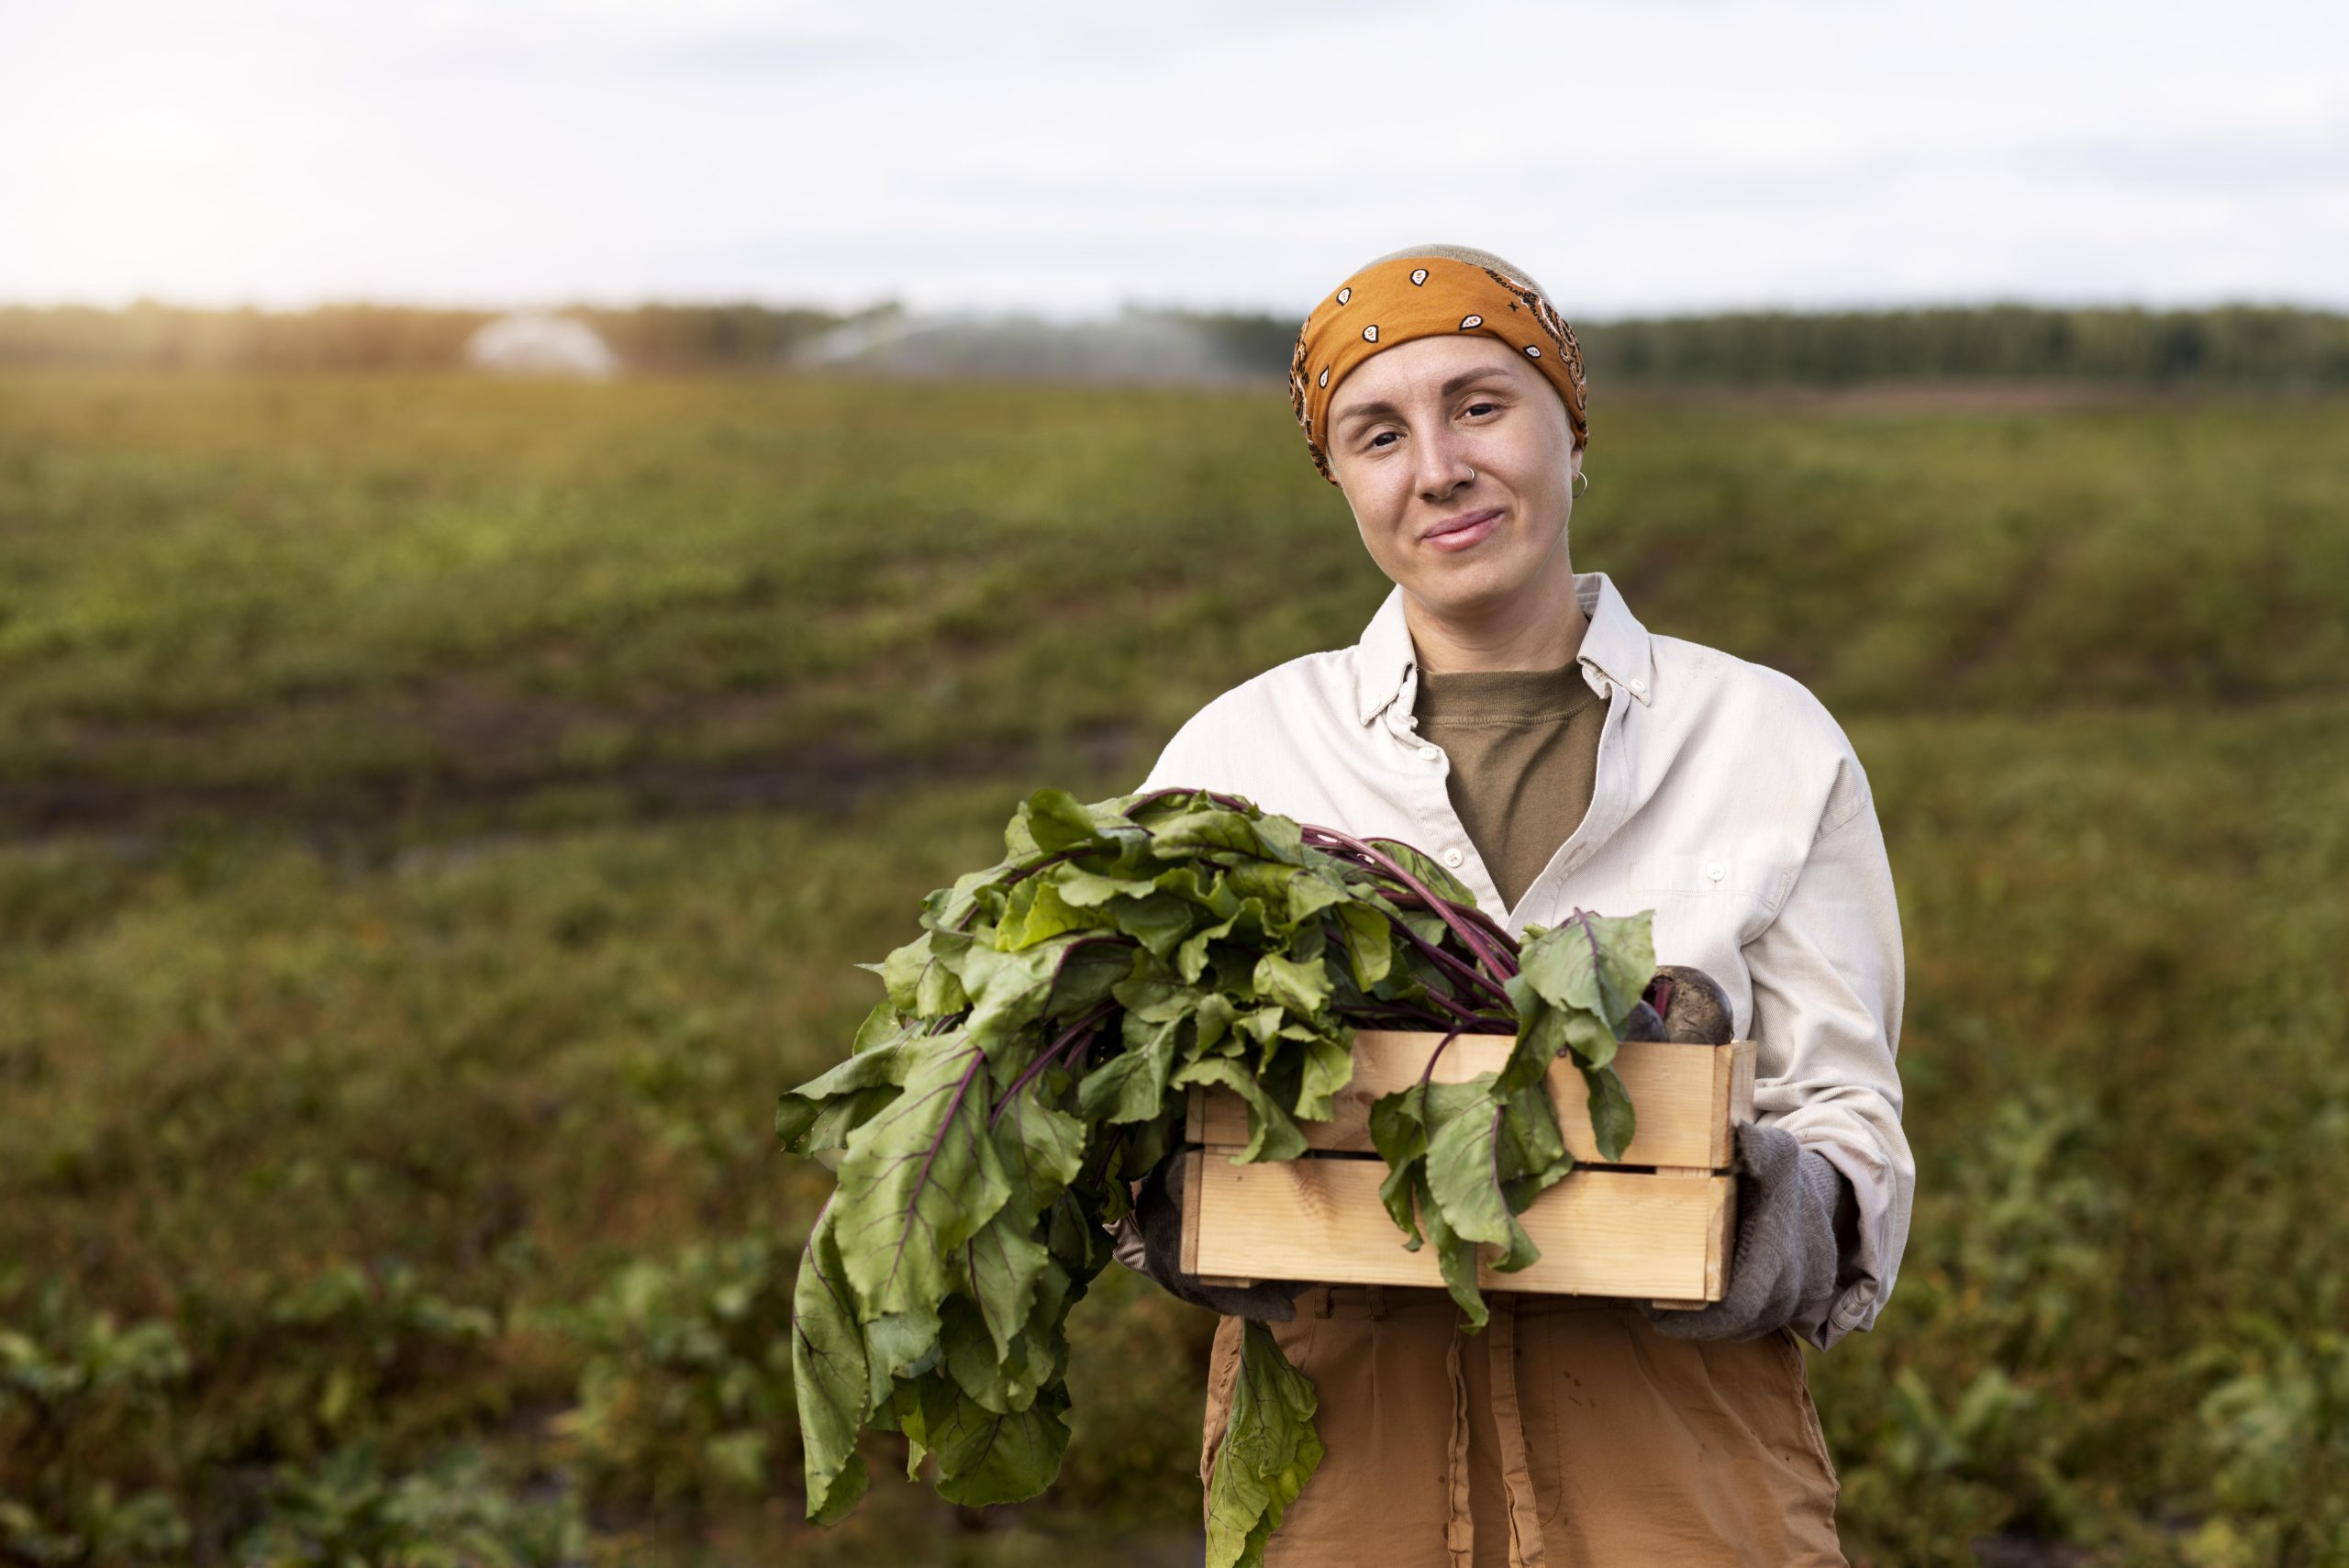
[1643,1120,1855,1341]
[1131,1153,1306,1321]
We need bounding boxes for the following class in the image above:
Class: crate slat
[1186,1150,1733,1301]
[1190,1033,1754,1168]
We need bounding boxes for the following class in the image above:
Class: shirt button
[1629,678,1648,696]
[1441,848,1465,869]
[1705,862,1727,883]
[1417,744,1441,761]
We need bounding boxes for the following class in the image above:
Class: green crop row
[2,373,2344,837]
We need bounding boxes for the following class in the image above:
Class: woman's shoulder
[1651,631,1854,751]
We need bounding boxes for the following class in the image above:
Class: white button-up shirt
[1136,571,1911,1348]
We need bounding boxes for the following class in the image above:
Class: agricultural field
[2,369,2345,1567]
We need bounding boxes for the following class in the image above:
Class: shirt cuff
[1793,1139,1895,1349]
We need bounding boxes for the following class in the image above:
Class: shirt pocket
[1609,854,1792,1030]
[1615,853,1787,937]
[1617,852,1787,914]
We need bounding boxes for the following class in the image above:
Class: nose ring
[1466,466,1476,482]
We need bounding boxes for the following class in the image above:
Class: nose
[1415,425,1476,502]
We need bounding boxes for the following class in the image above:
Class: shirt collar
[1352,570,1655,726]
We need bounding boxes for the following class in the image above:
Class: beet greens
[782,786,1654,1565]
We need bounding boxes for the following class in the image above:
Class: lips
[1422,507,1502,550]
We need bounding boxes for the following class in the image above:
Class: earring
[1573,470,1589,495]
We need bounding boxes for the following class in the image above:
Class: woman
[1125,245,1912,1566]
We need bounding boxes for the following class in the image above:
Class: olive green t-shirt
[1411,659,1606,911]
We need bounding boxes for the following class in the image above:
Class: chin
[1408,560,1523,617]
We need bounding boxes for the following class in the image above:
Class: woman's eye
[1464,401,1497,417]
[1368,431,1398,450]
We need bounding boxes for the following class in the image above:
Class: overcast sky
[3,0,2344,320]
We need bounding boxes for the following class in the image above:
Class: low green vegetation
[2,371,2344,1565]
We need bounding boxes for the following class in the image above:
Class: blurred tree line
[6,297,2346,385]
[1170,302,2349,388]
[1587,303,2349,387]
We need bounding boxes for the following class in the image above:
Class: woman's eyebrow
[1333,370,1511,431]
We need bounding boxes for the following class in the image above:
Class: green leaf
[1108,891,1201,960]
[1234,1005,1286,1049]
[995,881,1114,951]
[1514,910,1655,1069]
[1153,862,1240,916]
[1077,1015,1182,1125]
[1148,807,1265,859]
[1367,1086,1430,1247]
[1172,1057,1308,1164]
[879,931,972,1018]
[1582,1062,1637,1163]
[1420,1184,1490,1331]
[1110,1114,1174,1196]
[1290,1029,1353,1125]
[1331,900,1395,989]
[1423,1080,1535,1266]
[1284,875,1350,928]
[914,1376,1074,1506]
[1045,1188,1116,1282]
[1043,937,1135,1017]
[1203,1322,1326,1568]
[1177,898,1266,984]
[1366,837,1477,906]
[892,1371,958,1476]
[923,866,1010,940]
[863,1307,941,1414]
[941,1287,1057,1416]
[1111,974,1197,1023]
[1192,993,1239,1054]
[853,999,907,1053]
[778,1084,897,1160]
[990,1090,1088,1214]
[833,1037,1014,1318]
[1498,971,1570,1096]
[1252,813,1307,864]
[1396,907,1450,948]
[1222,859,1304,923]
[1021,787,1108,853]
[1053,866,1162,907]
[791,1209,872,1525]
[777,1029,930,1154]
[1252,951,1332,1018]
[954,940,1066,1042]
[1496,1084,1573,1213]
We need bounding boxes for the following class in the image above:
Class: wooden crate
[1179,1030,1757,1307]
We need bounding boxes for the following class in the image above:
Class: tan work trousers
[1200,1285,1845,1567]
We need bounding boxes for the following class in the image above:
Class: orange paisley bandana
[1288,254,1589,485]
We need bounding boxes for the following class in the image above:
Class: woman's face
[1324,333,1584,621]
